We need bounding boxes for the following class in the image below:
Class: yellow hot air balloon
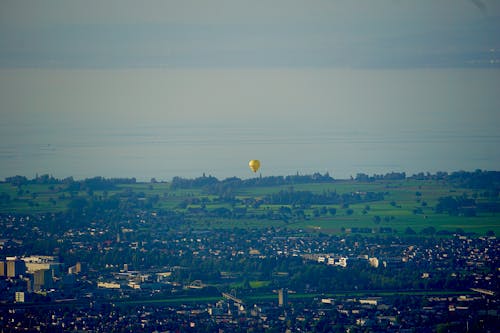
[248,159,260,173]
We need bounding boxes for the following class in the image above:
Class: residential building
[6,257,25,278]
[278,288,288,308]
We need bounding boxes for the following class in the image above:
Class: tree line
[171,172,334,190]
[4,169,499,190]
[3,175,137,190]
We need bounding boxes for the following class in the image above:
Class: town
[0,214,498,331]
[0,171,498,331]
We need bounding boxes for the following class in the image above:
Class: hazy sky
[1,0,499,179]
[1,0,499,68]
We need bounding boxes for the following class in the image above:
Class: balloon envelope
[248,160,260,173]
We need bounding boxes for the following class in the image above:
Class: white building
[337,257,348,268]
[325,256,348,267]
[22,256,62,274]
[97,282,121,289]
[369,257,379,268]
[359,298,378,306]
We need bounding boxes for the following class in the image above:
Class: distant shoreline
[2,169,499,184]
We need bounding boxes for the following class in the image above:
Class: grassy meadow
[0,177,498,236]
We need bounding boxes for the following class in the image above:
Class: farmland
[1,171,498,236]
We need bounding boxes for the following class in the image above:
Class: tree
[68,197,88,215]
[405,227,416,235]
[5,175,28,186]
[435,196,460,215]
[421,226,436,235]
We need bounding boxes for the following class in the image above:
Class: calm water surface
[1,68,499,180]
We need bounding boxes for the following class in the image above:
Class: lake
[1,68,499,181]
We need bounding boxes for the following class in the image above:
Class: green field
[1,177,498,235]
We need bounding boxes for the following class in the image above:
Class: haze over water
[1,68,498,181]
[1,1,499,181]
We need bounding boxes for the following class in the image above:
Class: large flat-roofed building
[34,269,53,292]
[22,256,61,274]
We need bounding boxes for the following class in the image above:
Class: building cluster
[316,255,348,267]
[0,255,64,293]
[1,290,497,332]
[0,212,498,331]
[0,213,498,296]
